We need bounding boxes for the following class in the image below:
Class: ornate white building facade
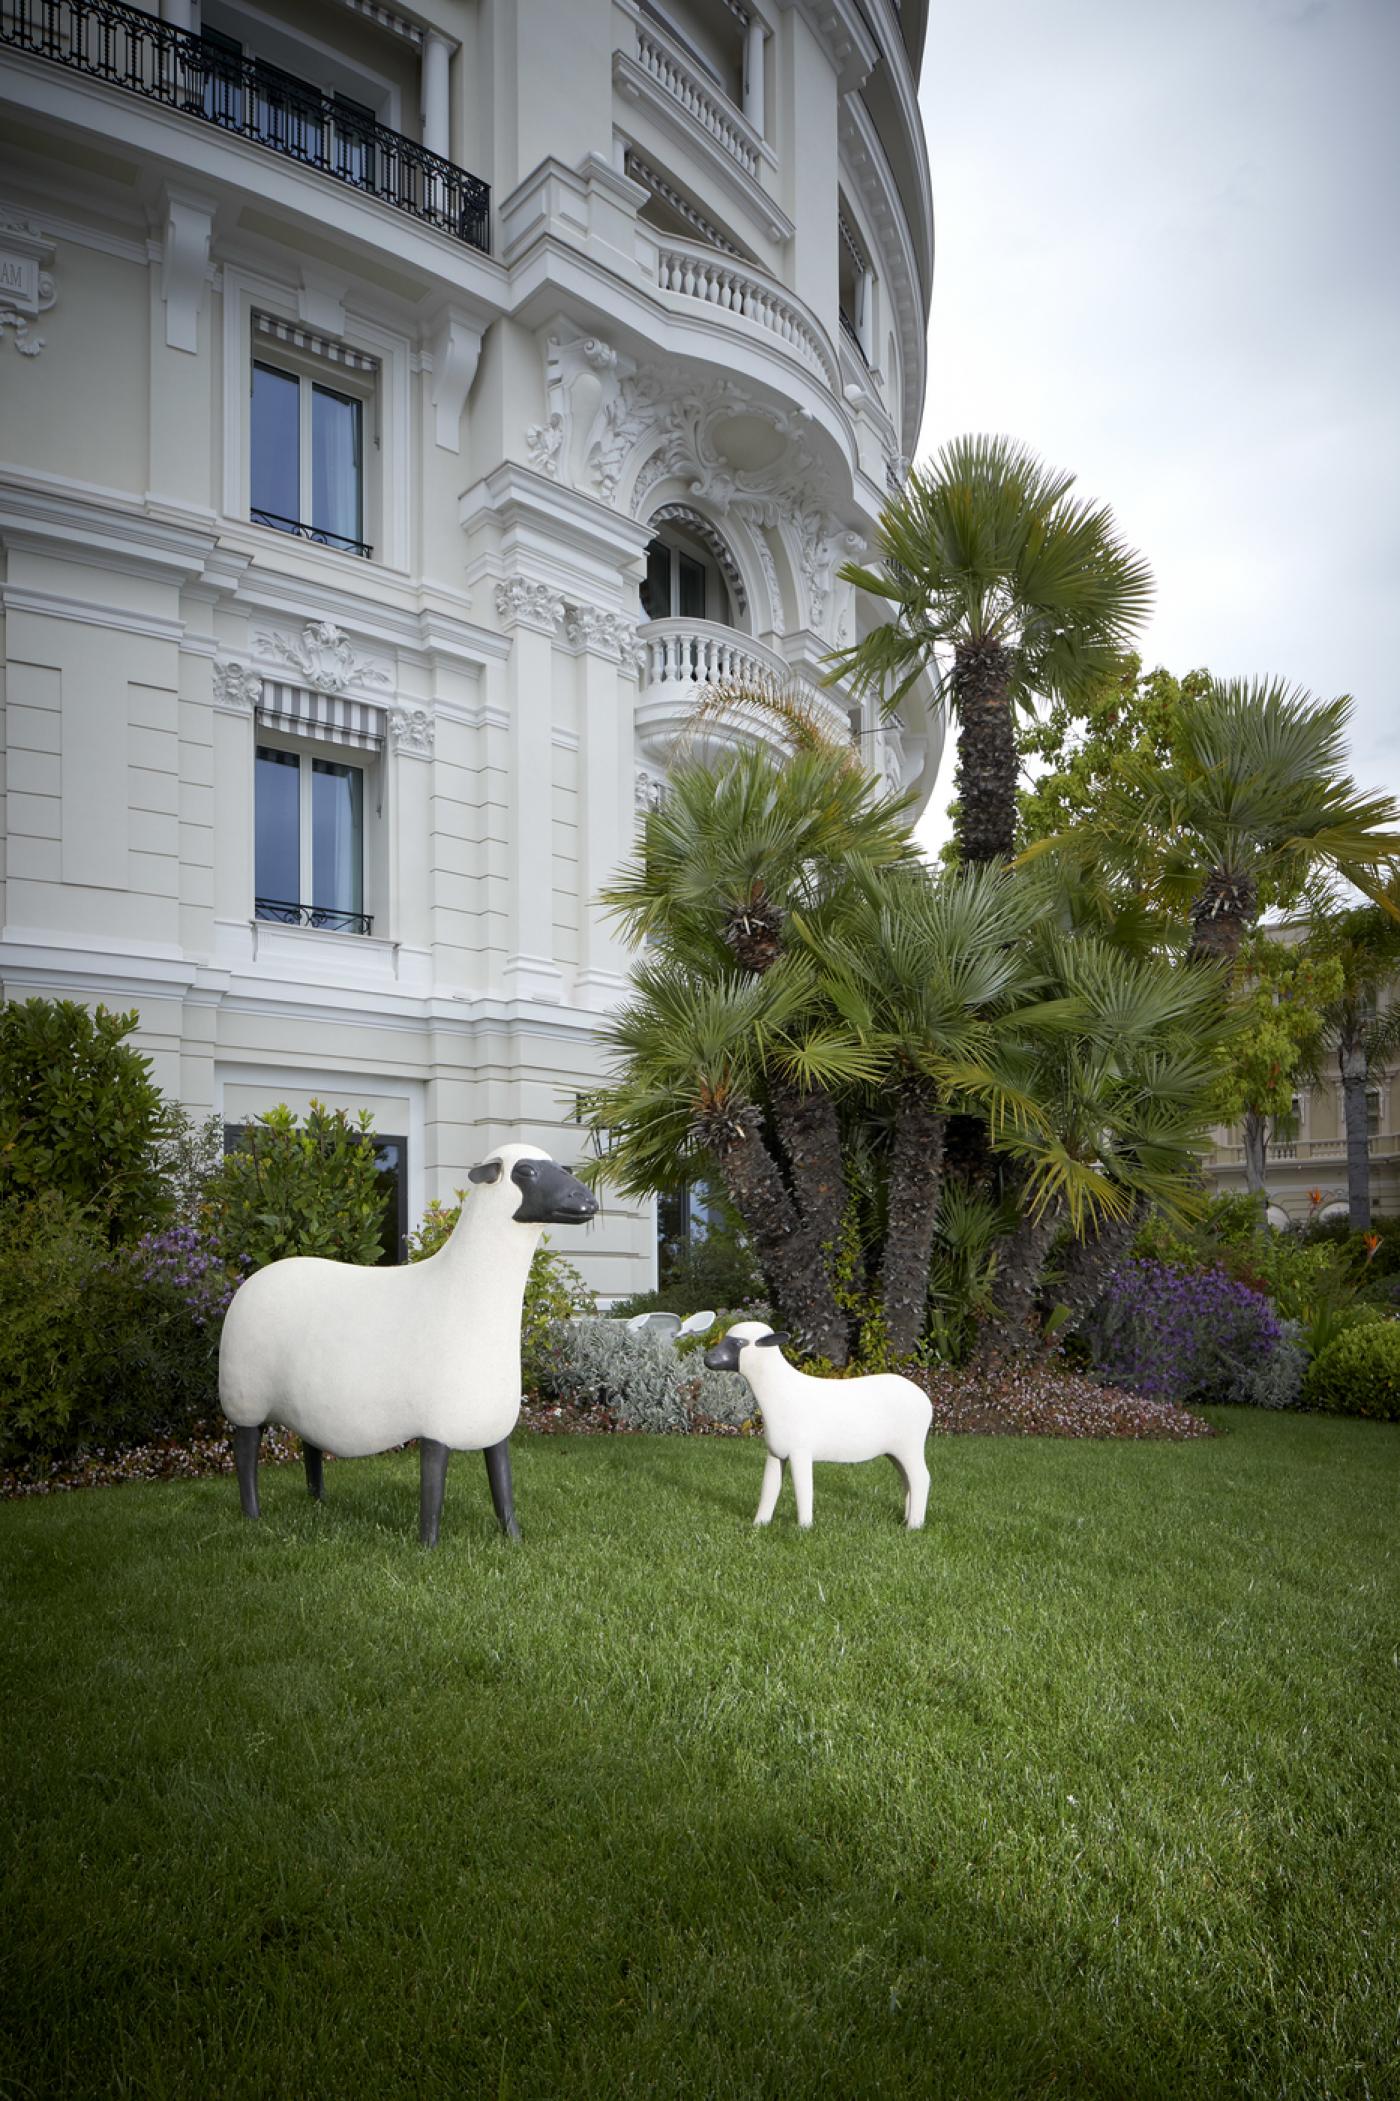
[0,0,939,1293]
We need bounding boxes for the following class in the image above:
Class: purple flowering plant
[1084,1257,1283,1405]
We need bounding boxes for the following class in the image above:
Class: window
[255,745,370,933]
[251,361,369,555]
[198,24,378,181]
[1367,1085,1383,1137]
[640,525,731,623]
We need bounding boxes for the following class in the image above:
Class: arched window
[640,517,735,626]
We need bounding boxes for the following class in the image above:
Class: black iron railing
[1,0,490,252]
[251,508,372,559]
[839,308,870,365]
[256,898,373,936]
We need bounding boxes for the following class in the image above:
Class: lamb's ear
[467,1160,503,1185]
[756,1331,789,1348]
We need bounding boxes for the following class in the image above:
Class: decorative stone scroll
[254,620,391,696]
[212,661,262,711]
[388,705,435,757]
[0,212,56,359]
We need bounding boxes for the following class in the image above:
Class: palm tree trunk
[1339,1037,1371,1231]
[710,1116,849,1364]
[1188,866,1258,967]
[977,1198,1064,1359]
[1242,1109,1269,1196]
[766,1076,848,1288]
[1047,1204,1144,1331]
[952,639,1017,865]
[877,1077,946,1359]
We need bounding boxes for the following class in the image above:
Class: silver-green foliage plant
[1232,1321,1307,1409]
[537,1317,752,1432]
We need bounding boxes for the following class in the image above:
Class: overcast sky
[912,0,1399,854]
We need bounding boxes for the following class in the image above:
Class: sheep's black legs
[302,1442,325,1501]
[419,1437,449,1548]
[233,1425,262,1520]
[483,1437,521,1541]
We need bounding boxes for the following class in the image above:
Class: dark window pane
[255,747,300,909]
[312,385,362,547]
[251,363,300,531]
[678,551,707,620]
[311,758,363,917]
[372,1136,407,1264]
[641,538,671,620]
[199,26,242,126]
[333,93,376,186]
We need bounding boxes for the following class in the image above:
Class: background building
[0,0,940,1295]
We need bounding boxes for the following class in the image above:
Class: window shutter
[257,682,385,753]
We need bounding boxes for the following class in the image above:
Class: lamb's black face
[704,1335,748,1372]
[510,1157,599,1226]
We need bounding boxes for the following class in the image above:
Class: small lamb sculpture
[219,1142,597,1545]
[704,1320,932,1529]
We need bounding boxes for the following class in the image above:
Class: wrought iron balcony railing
[251,508,372,559]
[1,0,490,252]
[256,898,373,936]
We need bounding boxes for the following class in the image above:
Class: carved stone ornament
[885,451,912,495]
[563,605,639,661]
[388,704,435,757]
[254,620,391,696]
[494,578,567,634]
[0,212,57,359]
[212,661,262,710]
[635,769,668,812]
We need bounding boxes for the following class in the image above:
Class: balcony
[0,0,490,252]
[1213,1134,1400,1167]
[653,238,839,391]
[635,618,852,765]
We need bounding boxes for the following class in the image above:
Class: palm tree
[828,435,1154,865]
[1029,680,1400,968]
[594,741,917,1363]
[1309,901,1400,1229]
[968,932,1235,1356]
[805,863,1046,1356]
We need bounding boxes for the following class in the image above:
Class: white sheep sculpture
[703,1320,932,1529]
[219,1142,597,1545]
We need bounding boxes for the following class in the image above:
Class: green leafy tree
[829,434,1153,866]
[0,997,174,1243]
[205,1102,386,1269]
[1027,680,1400,966]
[1214,936,1342,1196]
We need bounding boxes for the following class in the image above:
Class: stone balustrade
[654,240,839,391]
[634,20,759,179]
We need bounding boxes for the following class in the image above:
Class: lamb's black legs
[483,1437,521,1541]
[419,1437,450,1548]
[234,1424,262,1519]
[302,1442,325,1501]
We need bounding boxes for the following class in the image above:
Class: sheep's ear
[468,1160,503,1185]
[756,1331,789,1348]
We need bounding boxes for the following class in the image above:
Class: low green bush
[0,1198,235,1463]
[0,998,175,1243]
[206,1102,385,1269]
[1302,1320,1400,1420]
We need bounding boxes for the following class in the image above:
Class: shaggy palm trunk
[952,639,1018,866]
[1047,1205,1143,1332]
[977,1199,1064,1360]
[878,1077,947,1359]
[1188,867,1258,967]
[767,1078,849,1352]
[709,1110,848,1363]
[1339,1037,1371,1231]
[1241,1109,1269,1197]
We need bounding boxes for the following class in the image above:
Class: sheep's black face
[511,1157,599,1226]
[704,1335,748,1373]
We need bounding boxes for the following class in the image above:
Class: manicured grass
[3,1412,1397,2099]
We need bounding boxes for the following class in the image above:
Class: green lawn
[3,1412,1397,2100]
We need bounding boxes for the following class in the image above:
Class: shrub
[1302,1321,1400,1420]
[408,1197,597,1389]
[206,1102,385,1269]
[613,1229,765,1320]
[1232,1322,1307,1410]
[535,1317,752,1431]
[1082,1259,1283,1406]
[0,1201,239,1463]
[0,998,174,1242]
